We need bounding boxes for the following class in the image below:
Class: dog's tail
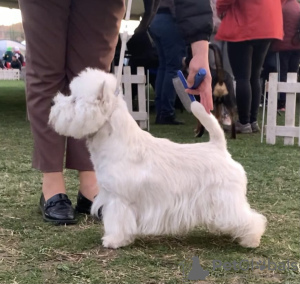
[191,101,226,148]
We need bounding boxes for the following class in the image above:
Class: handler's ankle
[42,172,66,201]
[79,171,99,201]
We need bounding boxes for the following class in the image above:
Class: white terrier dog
[49,68,267,249]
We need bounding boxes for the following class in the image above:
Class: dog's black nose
[50,100,55,107]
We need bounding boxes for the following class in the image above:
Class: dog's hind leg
[204,189,266,248]
[101,198,137,249]
[236,210,267,248]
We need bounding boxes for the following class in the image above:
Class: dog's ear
[97,73,118,114]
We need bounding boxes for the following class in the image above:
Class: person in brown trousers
[19,0,214,225]
[19,0,126,224]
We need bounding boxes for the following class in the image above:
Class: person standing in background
[216,0,285,134]
[2,48,13,68]
[10,55,22,71]
[14,46,25,66]
[0,59,5,69]
[149,0,187,125]
[271,0,300,111]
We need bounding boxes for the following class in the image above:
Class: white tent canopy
[0,0,145,20]
[0,39,25,56]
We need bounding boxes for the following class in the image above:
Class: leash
[115,0,133,95]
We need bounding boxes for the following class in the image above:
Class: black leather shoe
[40,193,77,225]
[75,192,92,215]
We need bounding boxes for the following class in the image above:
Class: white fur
[49,68,267,249]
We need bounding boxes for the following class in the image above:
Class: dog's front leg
[101,198,137,249]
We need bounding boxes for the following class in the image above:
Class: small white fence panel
[266,73,300,146]
[0,69,20,80]
[115,66,148,129]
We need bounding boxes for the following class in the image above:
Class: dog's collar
[87,120,113,140]
[87,97,118,140]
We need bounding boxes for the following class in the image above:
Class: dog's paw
[238,236,261,248]
[102,235,132,249]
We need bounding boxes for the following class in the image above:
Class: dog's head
[49,68,118,139]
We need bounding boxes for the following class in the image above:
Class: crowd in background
[1,46,25,70]
[124,0,300,131]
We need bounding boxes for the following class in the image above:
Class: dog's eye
[72,98,76,104]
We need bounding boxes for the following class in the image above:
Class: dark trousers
[228,40,271,124]
[278,50,300,107]
[149,12,186,118]
[19,0,125,172]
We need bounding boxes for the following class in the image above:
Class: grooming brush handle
[191,68,206,89]
[177,68,206,102]
[177,68,206,90]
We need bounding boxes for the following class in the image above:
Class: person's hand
[186,41,213,114]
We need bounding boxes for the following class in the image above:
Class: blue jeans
[149,12,186,118]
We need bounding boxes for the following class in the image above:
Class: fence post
[137,67,147,129]
[284,73,297,145]
[114,66,148,129]
[266,73,278,144]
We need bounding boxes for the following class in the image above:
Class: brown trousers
[19,0,125,172]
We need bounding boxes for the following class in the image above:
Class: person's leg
[149,15,166,119]
[66,0,125,201]
[250,39,271,123]
[158,14,186,120]
[288,50,300,73]
[277,50,300,110]
[261,51,278,101]
[19,0,71,200]
[227,41,252,125]
[150,13,186,123]
[278,51,290,109]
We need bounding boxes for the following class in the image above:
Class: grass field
[0,80,299,284]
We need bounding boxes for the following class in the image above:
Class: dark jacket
[159,0,176,16]
[174,0,213,43]
[271,0,300,51]
[3,50,13,63]
[11,59,22,71]
[141,0,213,43]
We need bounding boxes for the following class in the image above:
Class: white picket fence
[265,72,300,146]
[115,66,149,130]
[0,69,20,80]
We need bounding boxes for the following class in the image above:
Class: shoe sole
[40,205,77,225]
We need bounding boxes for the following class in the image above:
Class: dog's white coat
[49,68,267,249]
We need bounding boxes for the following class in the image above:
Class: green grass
[0,80,299,284]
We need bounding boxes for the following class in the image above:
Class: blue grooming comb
[173,68,206,112]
